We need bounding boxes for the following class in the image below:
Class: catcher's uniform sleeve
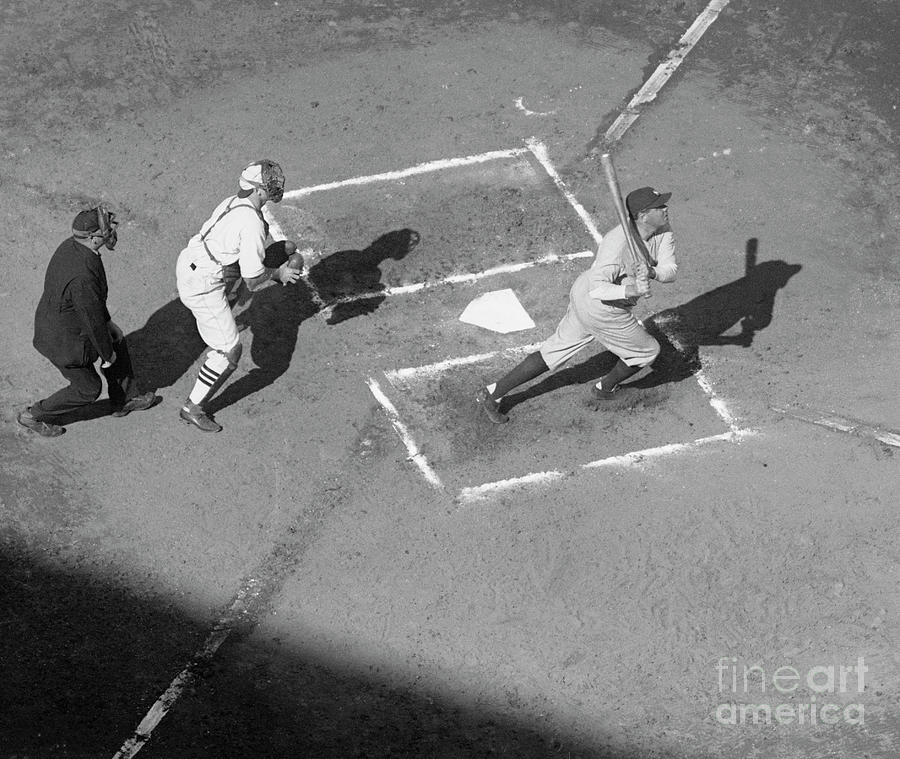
[71,276,114,361]
[233,209,267,280]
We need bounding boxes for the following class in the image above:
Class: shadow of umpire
[125,232,421,413]
[504,239,801,408]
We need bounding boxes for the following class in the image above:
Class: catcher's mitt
[262,240,296,268]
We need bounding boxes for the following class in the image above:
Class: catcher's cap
[626,187,671,217]
[239,163,265,191]
[72,208,102,233]
[238,159,285,202]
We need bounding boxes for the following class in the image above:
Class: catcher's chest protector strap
[199,198,268,266]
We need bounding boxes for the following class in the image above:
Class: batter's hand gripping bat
[599,152,651,298]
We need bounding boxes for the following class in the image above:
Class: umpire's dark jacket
[33,237,115,367]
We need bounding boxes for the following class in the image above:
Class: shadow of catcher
[124,230,420,414]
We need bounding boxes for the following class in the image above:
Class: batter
[476,186,677,424]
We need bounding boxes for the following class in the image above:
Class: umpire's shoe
[475,387,509,424]
[17,408,65,437]
[111,391,160,417]
[179,402,222,433]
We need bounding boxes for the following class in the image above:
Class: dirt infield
[2,1,899,757]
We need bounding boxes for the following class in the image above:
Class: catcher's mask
[72,204,119,250]
[239,159,285,203]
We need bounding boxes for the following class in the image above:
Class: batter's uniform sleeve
[648,229,677,282]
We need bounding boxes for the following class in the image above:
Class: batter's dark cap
[72,209,101,233]
[626,187,671,217]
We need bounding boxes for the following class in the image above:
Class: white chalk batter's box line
[264,138,602,319]
[318,138,754,500]
[312,141,756,500]
[370,330,755,503]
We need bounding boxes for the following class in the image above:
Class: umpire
[17,205,158,437]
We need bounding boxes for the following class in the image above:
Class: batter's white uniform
[176,196,268,354]
[539,224,677,370]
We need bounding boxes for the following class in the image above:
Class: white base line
[603,0,731,145]
[772,405,900,448]
[458,429,756,503]
[366,377,444,490]
[283,147,530,200]
[112,579,265,758]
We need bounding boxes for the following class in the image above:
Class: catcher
[476,187,677,424]
[175,160,304,432]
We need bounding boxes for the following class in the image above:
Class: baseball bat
[599,153,652,297]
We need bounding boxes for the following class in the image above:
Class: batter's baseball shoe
[475,387,509,424]
[111,392,160,417]
[179,402,222,433]
[587,384,636,408]
[16,408,65,437]
[589,384,619,402]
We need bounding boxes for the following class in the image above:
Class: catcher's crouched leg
[195,342,243,406]
[180,343,243,432]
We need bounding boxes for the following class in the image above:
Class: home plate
[458,288,536,333]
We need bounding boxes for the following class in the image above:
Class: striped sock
[188,362,221,405]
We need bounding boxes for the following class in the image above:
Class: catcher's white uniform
[176,196,268,354]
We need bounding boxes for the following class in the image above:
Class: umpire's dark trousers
[31,338,137,422]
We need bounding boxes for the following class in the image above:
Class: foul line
[112,579,265,758]
[602,0,731,145]
[366,377,444,490]
[772,405,900,448]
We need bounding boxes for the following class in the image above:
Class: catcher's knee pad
[206,342,242,373]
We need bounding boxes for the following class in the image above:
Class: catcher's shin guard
[188,343,242,407]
